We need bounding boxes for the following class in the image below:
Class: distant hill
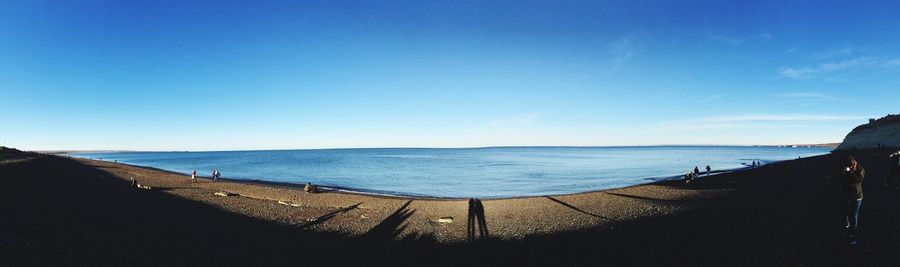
[836,114,900,150]
[33,150,132,155]
[0,146,41,164]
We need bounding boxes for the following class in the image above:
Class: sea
[70,146,831,199]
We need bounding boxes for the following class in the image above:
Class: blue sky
[2,0,899,151]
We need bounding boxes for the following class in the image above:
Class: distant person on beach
[705,165,711,176]
[837,156,865,245]
[885,151,900,188]
[684,172,694,185]
[693,166,700,178]
[212,169,219,182]
[191,169,197,184]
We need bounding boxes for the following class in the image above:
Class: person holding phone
[838,156,865,245]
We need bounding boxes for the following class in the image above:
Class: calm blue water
[71,146,830,198]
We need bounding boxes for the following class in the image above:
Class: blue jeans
[846,198,863,232]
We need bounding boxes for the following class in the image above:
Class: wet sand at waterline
[3,148,900,265]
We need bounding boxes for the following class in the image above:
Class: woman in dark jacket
[840,156,865,244]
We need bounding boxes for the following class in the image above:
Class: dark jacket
[840,165,865,199]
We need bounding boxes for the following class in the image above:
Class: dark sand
[2,147,900,266]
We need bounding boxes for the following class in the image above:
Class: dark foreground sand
[2,148,900,266]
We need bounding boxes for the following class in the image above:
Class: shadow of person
[365,200,415,241]
[544,196,610,221]
[296,202,362,229]
[467,198,489,241]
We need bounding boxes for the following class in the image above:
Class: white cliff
[836,114,900,150]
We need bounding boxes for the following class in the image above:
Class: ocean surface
[71,146,831,198]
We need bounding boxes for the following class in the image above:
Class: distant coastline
[37,143,841,154]
[769,143,840,148]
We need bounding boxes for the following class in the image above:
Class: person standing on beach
[705,165,711,176]
[885,151,900,188]
[837,156,865,245]
[191,169,197,184]
[693,166,700,178]
[212,169,219,182]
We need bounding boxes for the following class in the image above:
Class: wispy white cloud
[777,56,886,79]
[659,114,866,132]
[773,92,847,102]
[707,33,772,46]
[661,123,809,132]
[884,58,900,67]
[708,35,745,46]
[704,94,725,101]
[647,91,676,100]
[812,47,856,60]
[697,114,864,123]
[606,36,636,73]
[777,67,818,79]
[818,56,877,71]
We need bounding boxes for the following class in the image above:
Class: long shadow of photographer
[467,198,489,241]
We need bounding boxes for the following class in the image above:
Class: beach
[68,147,830,198]
[3,148,900,265]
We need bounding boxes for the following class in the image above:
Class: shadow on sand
[467,198,489,241]
[544,196,610,220]
[365,200,414,240]
[601,191,706,204]
[297,202,362,229]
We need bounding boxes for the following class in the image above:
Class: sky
[2,0,899,151]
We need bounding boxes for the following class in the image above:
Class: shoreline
[61,154,746,243]
[68,154,792,200]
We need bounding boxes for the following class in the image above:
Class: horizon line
[27,143,841,153]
